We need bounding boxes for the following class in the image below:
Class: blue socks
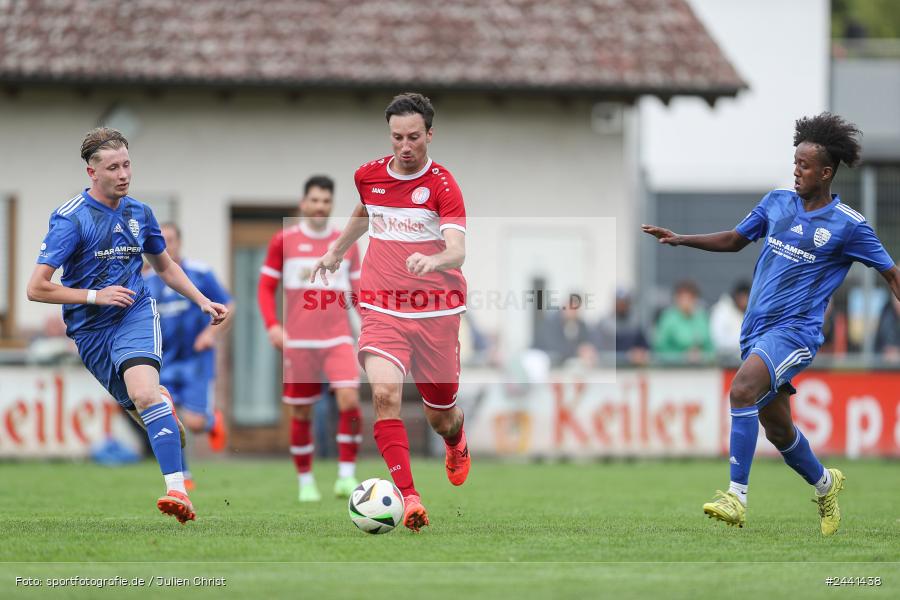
[729,405,759,486]
[141,402,183,475]
[779,426,825,485]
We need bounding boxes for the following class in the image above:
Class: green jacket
[653,306,714,363]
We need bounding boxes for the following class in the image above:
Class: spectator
[533,292,594,367]
[592,287,649,366]
[875,295,900,363]
[819,289,849,356]
[653,280,714,364]
[710,280,751,361]
[27,314,79,365]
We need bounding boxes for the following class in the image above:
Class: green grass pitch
[2,458,898,598]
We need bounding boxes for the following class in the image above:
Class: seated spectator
[533,292,594,367]
[592,287,649,366]
[875,295,900,364]
[710,280,750,362]
[653,280,714,364]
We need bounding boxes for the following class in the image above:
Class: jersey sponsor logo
[790,224,803,235]
[814,227,832,248]
[94,245,142,260]
[371,187,386,195]
[767,236,816,264]
[411,187,430,205]
[298,243,313,252]
[128,218,140,238]
[370,212,426,234]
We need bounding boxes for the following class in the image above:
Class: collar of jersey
[386,157,433,180]
[794,193,839,218]
[82,188,126,214]
[299,221,333,239]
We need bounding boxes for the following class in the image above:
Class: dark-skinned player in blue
[642,113,900,535]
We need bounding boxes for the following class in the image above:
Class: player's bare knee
[182,412,206,432]
[371,385,400,417]
[292,404,313,420]
[130,387,160,411]
[729,380,759,408]
[335,389,360,411]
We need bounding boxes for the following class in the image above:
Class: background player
[27,127,228,523]
[642,113,900,535]
[311,93,470,531]
[258,175,363,502]
[145,222,234,489]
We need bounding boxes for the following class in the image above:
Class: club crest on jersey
[814,227,831,247]
[128,218,140,238]
[411,187,430,205]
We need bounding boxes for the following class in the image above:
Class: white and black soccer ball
[348,478,405,534]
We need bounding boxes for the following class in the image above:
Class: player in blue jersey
[642,113,900,535]
[145,222,234,489]
[26,127,228,524]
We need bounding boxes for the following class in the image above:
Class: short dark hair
[160,222,181,240]
[674,280,700,297]
[731,280,751,298]
[385,92,435,130]
[793,112,862,174]
[304,175,334,196]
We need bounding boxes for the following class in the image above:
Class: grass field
[2,457,898,598]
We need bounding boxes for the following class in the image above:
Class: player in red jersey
[311,93,470,531]
[258,175,363,502]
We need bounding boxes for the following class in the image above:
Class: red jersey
[259,222,360,347]
[354,156,467,318]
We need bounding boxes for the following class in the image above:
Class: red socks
[337,408,362,464]
[290,417,313,473]
[373,419,418,497]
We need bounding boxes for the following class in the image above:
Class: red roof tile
[0,0,745,98]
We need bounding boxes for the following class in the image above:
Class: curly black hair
[793,112,862,173]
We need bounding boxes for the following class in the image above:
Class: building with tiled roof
[0,0,743,101]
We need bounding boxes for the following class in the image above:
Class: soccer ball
[348,478,405,534]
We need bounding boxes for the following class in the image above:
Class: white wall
[640,0,830,192]
[1,91,631,343]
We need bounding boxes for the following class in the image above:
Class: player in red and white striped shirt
[258,175,363,502]
[311,93,470,531]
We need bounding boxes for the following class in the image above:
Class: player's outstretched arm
[641,225,750,253]
[310,203,369,285]
[145,251,228,325]
[27,264,136,307]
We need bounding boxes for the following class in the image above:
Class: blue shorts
[160,357,215,422]
[72,295,162,410]
[741,328,819,407]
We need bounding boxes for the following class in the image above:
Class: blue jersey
[37,190,166,335]
[144,259,231,373]
[735,190,894,348]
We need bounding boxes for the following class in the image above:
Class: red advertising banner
[0,368,142,458]
[722,369,900,457]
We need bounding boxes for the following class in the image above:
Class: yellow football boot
[815,468,845,536]
[703,490,746,528]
